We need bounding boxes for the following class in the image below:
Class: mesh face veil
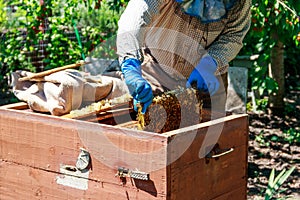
[175,0,236,23]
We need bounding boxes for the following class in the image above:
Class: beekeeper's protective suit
[117,0,251,113]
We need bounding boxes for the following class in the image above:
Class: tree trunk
[269,39,285,116]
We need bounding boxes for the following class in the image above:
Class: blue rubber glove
[121,58,153,114]
[186,55,220,95]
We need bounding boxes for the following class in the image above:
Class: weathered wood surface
[0,108,168,198]
[167,114,248,200]
[0,160,166,200]
[18,62,88,82]
[0,103,248,200]
[0,102,29,110]
[0,159,245,200]
[212,186,247,200]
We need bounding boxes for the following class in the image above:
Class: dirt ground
[247,91,300,200]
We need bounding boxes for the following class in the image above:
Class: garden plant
[0,0,299,199]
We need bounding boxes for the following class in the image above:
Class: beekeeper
[117,0,251,113]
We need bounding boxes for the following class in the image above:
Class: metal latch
[56,148,91,190]
[76,148,91,171]
[116,167,149,181]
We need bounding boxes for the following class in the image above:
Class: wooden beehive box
[0,102,248,200]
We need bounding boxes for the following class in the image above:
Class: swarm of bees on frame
[137,87,203,133]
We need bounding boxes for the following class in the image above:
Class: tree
[244,0,300,115]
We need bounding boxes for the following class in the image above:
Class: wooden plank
[0,102,28,110]
[0,108,168,196]
[168,145,247,200]
[0,160,166,200]
[166,115,248,165]
[212,186,246,200]
[167,115,248,200]
[61,102,132,120]
[18,62,88,82]
[163,114,248,137]
[116,120,139,129]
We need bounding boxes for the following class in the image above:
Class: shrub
[0,0,129,105]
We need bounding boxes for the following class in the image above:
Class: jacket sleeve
[207,0,252,74]
[117,0,166,64]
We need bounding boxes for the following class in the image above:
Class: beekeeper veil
[176,0,236,23]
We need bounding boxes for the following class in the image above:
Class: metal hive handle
[205,145,235,159]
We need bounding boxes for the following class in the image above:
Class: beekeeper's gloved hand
[121,58,153,114]
[186,55,220,95]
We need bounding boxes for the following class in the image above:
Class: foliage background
[0,0,129,104]
[239,0,300,111]
[0,0,299,199]
[1,0,299,107]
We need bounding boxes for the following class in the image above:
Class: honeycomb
[137,87,203,133]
